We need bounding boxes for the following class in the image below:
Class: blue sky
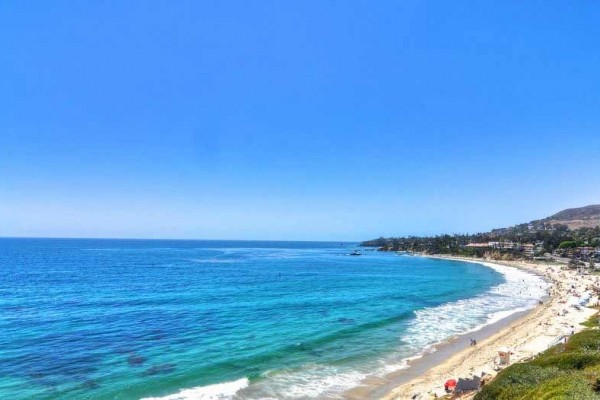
[1,1,600,241]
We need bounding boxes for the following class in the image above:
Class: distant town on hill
[361,205,600,264]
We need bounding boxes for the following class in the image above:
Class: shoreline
[343,255,549,399]
[374,255,599,400]
[345,308,532,400]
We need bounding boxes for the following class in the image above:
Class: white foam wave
[140,378,249,400]
[399,259,548,354]
[250,364,368,399]
[378,358,412,374]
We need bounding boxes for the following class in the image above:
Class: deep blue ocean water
[0,239,545,399]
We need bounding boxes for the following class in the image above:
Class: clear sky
[2,1,600,241]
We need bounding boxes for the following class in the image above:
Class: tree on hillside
[559,241,579,249]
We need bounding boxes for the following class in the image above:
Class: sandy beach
[380,256,600,400]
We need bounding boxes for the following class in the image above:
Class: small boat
[350,251,362,256]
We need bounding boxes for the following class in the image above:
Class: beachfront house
[489,241,517,250]
[580,246,595,256]
[522,244,535,257]
[521,242,545,258]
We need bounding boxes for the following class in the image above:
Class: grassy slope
[475,314,600,400]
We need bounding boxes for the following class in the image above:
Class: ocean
[0,239,547,399]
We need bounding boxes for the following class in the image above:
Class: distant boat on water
[350,251,362,256]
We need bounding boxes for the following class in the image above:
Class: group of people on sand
[469,338,477,346]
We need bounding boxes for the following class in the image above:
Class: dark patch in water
[26,374,61,388]
[141,363,176,376]
[9,352,100,382]
[81,379,99,389]
[4,306,25,312]
[127,354,147,366]
[337,317,355,324]
[114,347,135,355]
[143,329,167,341]
[294,342,322,357]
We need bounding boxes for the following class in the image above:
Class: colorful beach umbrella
[445,379,457,388]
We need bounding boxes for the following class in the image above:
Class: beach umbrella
[445,379,457,388]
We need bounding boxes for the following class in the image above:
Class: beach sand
[356,257,599,400]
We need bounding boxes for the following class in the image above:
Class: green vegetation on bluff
[475,315,600,400]
[361,205,600,261]
[361,225,600,257]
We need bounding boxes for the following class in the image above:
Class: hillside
[361,204,600,258]
[542,204,600,229]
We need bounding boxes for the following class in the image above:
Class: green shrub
[475,365,563,400]
[519,373,598,400]
[476,370,599,400]
[475,317,600,400]
[559,241,580,249]
[581,314,600,328]
[532,352,600,370]
[566,330,600,352]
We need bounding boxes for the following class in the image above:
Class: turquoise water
[0,239,544,399]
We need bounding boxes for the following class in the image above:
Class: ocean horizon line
[0,236,359,244]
